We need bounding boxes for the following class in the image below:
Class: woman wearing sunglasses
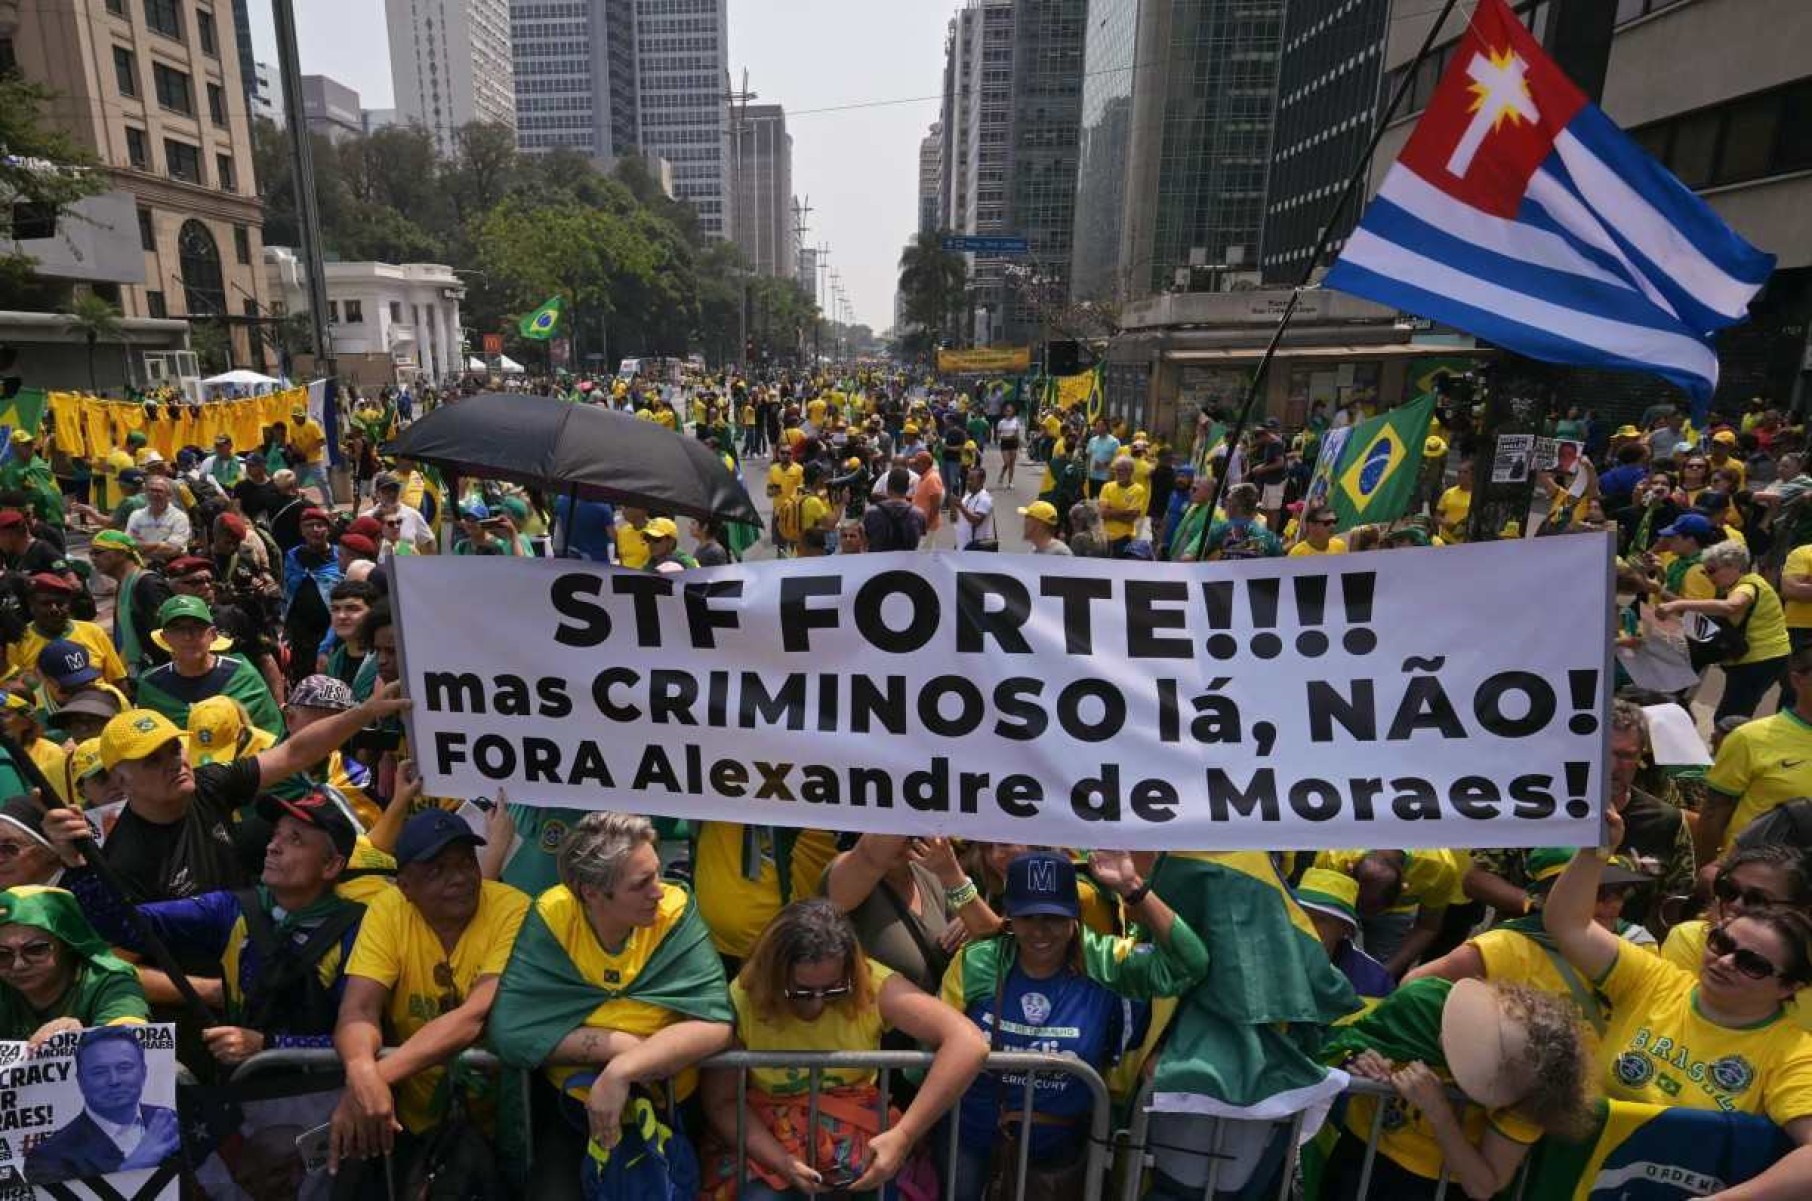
[0,886,147,1047]
[698,898,987,1199]
[1545,810,1812,1194]
[1661,845,1812,1027]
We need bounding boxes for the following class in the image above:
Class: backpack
[775,494,807,544]
[232,889,363,1036]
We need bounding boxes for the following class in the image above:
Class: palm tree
[62,292,122,393]
[898,231,968,347]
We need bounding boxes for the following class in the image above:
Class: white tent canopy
[498,355,525,373]
[201,369,280,388]
[466,357,486,371]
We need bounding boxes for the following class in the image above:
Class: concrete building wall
[386,0,515,156]
[634,0,729,237]
[731,105,793,278]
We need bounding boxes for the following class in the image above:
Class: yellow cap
[643,516,679,540]
[1017,500,1059,525]
[71,738,106,781]
[99,709,184,770]
[185,695,276,766]
[1295,867,1360,930]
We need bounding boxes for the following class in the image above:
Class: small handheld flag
[1323,0,1773,412]
[518,296,564,341]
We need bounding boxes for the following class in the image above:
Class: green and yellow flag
[518,296,564,341]
[1330,392,1436,531]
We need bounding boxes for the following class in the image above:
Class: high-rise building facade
[301,75,365,144]
[1072,0,1285,301]
[6,0,272,365]
[635,0,730,237]
[999,0,1085,346]
[918,123,943,233]
[250,59,281,123]
[731,105,793,278]
[385,0,516,155]
[511,0,638,157]
[1069,0,1137,300]
[1258,0,1387,282]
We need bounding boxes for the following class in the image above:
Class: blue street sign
[940,234,1030,255]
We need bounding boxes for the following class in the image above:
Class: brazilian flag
[518,295,564,341]
[1330,392,1435,532]
[1520,1099,1789,1199]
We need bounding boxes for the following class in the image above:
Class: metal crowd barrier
[224,1046,1115,1200]
[1116,1074,1534,1200]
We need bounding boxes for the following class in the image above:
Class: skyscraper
[1259,0,1389,282]
[731,105,793,278]
[385,0,516,156]
[636,0,730,237]
[1070,0,1286,301]
[511,0,638,157]
[918,122,943,234]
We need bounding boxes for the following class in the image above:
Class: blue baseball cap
[1657,513,1715,541]
[459,501,489,521]
[395,808,485,866]
[1004,852,1080,920]
[37,639,99,687]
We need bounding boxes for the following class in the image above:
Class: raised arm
[1541,811,1625,981]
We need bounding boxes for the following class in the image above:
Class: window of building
[178,219,225,316]
[114,46,139,97]
[389,301,403,322]
[208,82,225,124]
[216,153,235,192]
[144,0,182,40]
[146,290,167,318]
[344,300,364,324]
[125,126,149,169]
[138,207,155,250]
[233,224,250,264]
[0,37,11,73]
[153,63,192,114]
[1719,96,1781,184]
[197,8,217,56]
[1630,77,1812,191]
[106,0,126,13]
[164,138,201,183]
[243,299,259,319]
[328,300,340,323]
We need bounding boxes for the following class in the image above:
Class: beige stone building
[4,0,271,370]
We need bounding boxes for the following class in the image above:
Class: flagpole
[1194,0,1468,559]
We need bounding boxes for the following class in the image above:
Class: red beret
[0,511,26,530]
[216,513,248,539]
[300,507,332,524]
[165,556,213,578]
[345,516,384,540]
[338,533,378,558]
[27,573,75,595]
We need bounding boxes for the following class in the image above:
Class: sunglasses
[1714,875,1784,912]
[1706,924,1783,981]
[0,939,54,970]
[783,982,851,1002]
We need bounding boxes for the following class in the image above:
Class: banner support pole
[1196,0,1467,560]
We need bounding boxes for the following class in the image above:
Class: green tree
[61,293,122,393]
[190,319,231,373]
[898,231,968,354]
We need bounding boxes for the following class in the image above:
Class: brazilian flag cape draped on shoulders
[1147,852,1360,1127]
[1522,1099,1790,1199]
[490,884,732,1070]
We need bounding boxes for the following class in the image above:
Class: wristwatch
[1121,879,1153,907]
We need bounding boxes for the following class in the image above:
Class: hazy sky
[245,0,950,331]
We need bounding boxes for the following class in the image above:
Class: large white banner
[0,1023,179,1199]
[393,537,1614,850]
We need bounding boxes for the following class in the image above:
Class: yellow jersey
[1782,544,1812,630]
[693,824,837,959]
[1705,709,1812,850]
[1662,920,1812,1035]
[730,958,894,1094]
[1289,538,1347,556]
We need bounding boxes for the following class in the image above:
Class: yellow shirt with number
[536,883,703,1101]
[1705,710,1812,850]
[1594,943,1812,1123]
[345,879,530,1132]
[1289,538,1347,557]
[693,824,838,959]
[1661,920,1812,1034]
[730,958,894,1094]
[1097,480,1148,541]
[1785,544,1812,629]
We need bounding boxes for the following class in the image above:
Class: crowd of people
[0,366,1809,1199]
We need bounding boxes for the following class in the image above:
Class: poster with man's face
[0,1024,179,1199]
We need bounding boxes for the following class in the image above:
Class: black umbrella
[386,392,760,525]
